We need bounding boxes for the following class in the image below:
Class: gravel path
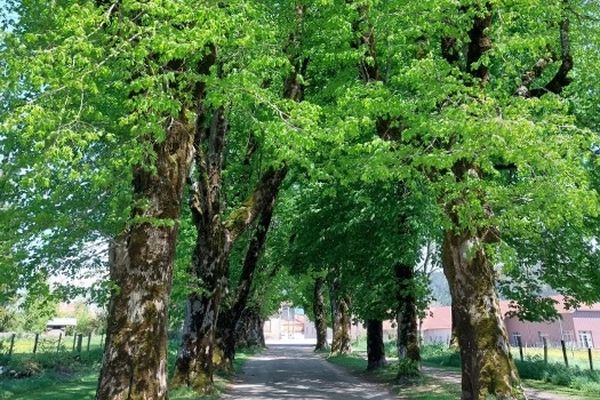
[223,345,579,400]
[223,344,396,400]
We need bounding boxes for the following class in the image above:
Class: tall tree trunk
[331,295,352,355]
[216,184,284,370]
[96,114,194,400]
[235,306,265,349]
[395,263,420,370]
[173,162,287,391]
[366,319,386,370]
[313,276,329,352]
[175,4,304,385]
[172,224,230,392]
[442,229,523,400]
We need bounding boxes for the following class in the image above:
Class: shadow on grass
[327,353,462,400]
[1,346,260,400]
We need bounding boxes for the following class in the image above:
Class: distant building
[264,303,334,341]
[46,317,77,332]
[420,296,600,349]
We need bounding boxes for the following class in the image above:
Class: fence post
[561,339,569,367]
[76,334,83,353]
[589,347,594,371]
[100,333,104,347]
[517,336,524,362]
[87,332,92,352]
[57,332,62,353]
[33,333,39,354]
[8,333,16,356]
[72,333,77,351]
[543,337,548,364]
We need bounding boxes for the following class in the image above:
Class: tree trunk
[442,229,524,400]
[235,307,265,349]
[366,319,386,370]
[331,295,352,355]
[172,224,230,392]
[395,263,420,370]
[173,162,287,391]
[215,308,237,371]
[313,276,329,352]
[96,115,194,400]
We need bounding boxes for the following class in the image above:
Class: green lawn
[0,348,257,400]
[328,352,597,400]
[511,346,599,369]
[0,335,106,356]
[0,368,223,400]
[327,354,461,399]
[0,368,98,400]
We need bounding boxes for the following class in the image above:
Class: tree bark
[172,222,230,392]
[442,229,523,400]
[173,161,287,391]
[235,306,265,349]
[96,114,194,400]
[366,319,386,370]
[313,276,329,352]
[395,263,420,369]
[331,294,352,355]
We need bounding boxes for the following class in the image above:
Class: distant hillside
[429,271,451,306]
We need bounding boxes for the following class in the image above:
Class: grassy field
[510,346,599,369]
[0,345,256,400]
[327,352,598,400]
[0,334,105,355]
[327,354,462,400]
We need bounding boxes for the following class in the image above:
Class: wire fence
[511,338,599,370]
[0,332,105,357]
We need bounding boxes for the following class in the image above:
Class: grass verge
[421,343,600,397]
[327,353,462,399]
[0,346,259,400]
[331,343,598,400]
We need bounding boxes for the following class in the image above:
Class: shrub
[421,343,460,367]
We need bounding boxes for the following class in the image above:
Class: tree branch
[514,55,553,97]
[224,166,288,242]
[529,16,573,97]
[230,191,278,323]
[465,2,493,82]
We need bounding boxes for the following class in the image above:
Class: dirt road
[224,345,580,400]
[223,344,396,399]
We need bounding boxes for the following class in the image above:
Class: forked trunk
[395,263,420,370]
[331,295,352,355]
[313,276,329,352]
[366,319,386,370]
[442,229,524,400]
[96,116,193,400]
[215,188,283,370]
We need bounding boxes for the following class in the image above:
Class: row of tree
[2,1,600,400]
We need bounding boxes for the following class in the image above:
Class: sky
[0,0,18,32]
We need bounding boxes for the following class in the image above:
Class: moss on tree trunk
[442,229,524,400]
[96,116,193,400]
[331,294,352,355]
[395,262,421,372]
